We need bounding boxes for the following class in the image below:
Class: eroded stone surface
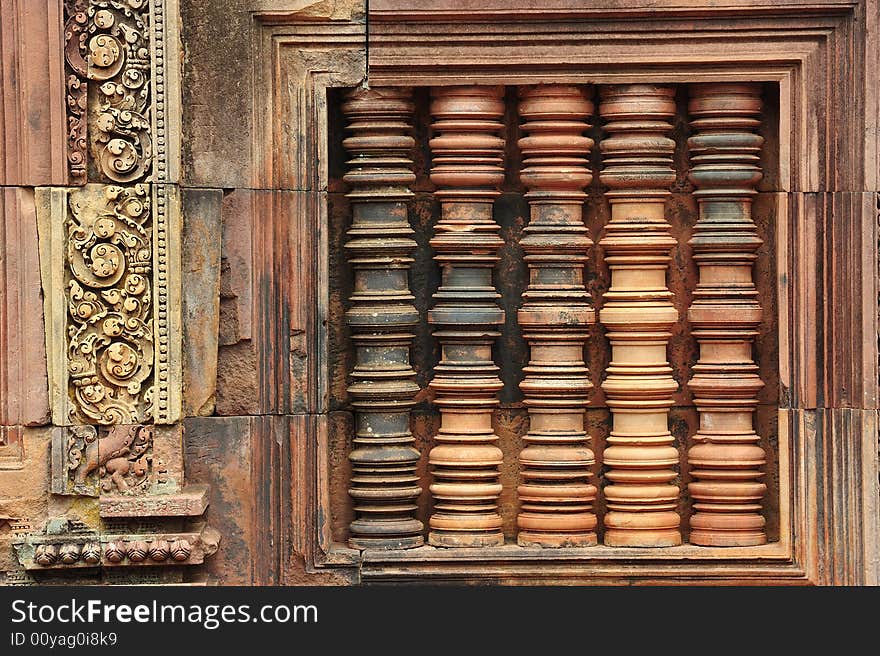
[0,2,67,186]
[0,189,50,428]
[182,189,222,417]
[0,428,52,577]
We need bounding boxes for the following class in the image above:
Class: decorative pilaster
[341,87,423,549]
[598,84,681,547]
[46,0,183,426]
[427,86,506,548]
[686,83,767,546]
[13,519,219,570]
[21,0,214,582]
[515,85,597,547]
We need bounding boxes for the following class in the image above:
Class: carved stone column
[598,84,681,547]
[427,86,505,548]
[341,87,423,549]
[686,83,767,546]
[515,85,597,547]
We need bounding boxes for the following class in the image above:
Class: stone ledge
[99,484,210,518]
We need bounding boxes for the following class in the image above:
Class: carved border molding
[254,2,879,584]
[14,523,219,571]
[152,183,182,423]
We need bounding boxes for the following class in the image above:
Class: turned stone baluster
[515,85,598,547]
[427,86,506,548]
[686,83,767,546]
[342,87,423,549]
[598,84,681,547]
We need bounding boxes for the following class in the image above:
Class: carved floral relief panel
[64,0,154,184]
[37,184,158,426]
[53,0,181,429]
[66,184,154,425]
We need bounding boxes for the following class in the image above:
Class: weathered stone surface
[0,428,52,575]
[214,343,261,416]
[0,427,25,470]
[214,190,326,415]
[182,416,260,584]
[215,190,258,415]
[182,189,222,417]
[151,424,186,493]
[184,416,356,584]
[218,188,253,341]
[0,188,50,427]
[179,0,365,188]
[0,0,68,186]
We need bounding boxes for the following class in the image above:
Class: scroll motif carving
[341,87,424,549]
[64,0,153,184]
[598,85,681,547]
[685,83,767,546]
[427,86,506,548]
[66,184,153,424]
[515,85,598,547]
[64,0,89,184]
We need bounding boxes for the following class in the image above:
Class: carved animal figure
[70,425,151,492]
[103,448,149,492]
